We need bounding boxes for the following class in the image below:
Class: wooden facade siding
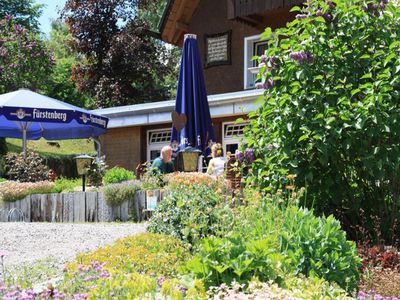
[227,0,303,19]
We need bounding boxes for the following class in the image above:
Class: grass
[6,138,95,156]
[4,257,62,289]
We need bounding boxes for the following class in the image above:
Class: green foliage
[136,167,164,190]
[62,0,178,108]
[3,257,60,290]
[4,151,49,182]
[245,0,400,243]
[0,0,43,32]
[102,180,139,210]
[0,138,8,156]
[67,233,191,277]
[42,154,78,179]
[208,276,351,299]
[184,194,360,292]
[0,16,53,94]
[51,177,81,193]
[183,233,287,289]
[43,20,94,109]
[86,158,107,187]
[148,183,233,245]
[59,233,204,299]
[103,167,136,185]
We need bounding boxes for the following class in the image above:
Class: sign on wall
[204,30,232,67]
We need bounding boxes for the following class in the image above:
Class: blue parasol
[0,89,108,156]
[171,34,215,154]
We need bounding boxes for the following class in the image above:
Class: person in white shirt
[207,143,226,176]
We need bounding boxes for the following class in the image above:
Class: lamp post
[75,155,93,192]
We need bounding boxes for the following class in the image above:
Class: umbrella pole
[22,126,27,160]
[93,137,101,162]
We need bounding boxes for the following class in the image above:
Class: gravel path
[0,222,147,267]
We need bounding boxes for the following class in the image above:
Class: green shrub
[4,151,49,182]
[183,233,287,289]
[86,158,107,187]
[103,166,135,185]
[51,177,81,193]
[43,154,78,178]
[147,183,233,245]
[102,180,139,210]
[185,196,360,292]
[244,0,400,243]
[0,138,7,156]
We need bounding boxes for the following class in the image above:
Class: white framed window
[147,128,171,162]
[222,121,249,155]
[244,34,269,89]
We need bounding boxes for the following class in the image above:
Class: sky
[35,0,67,36]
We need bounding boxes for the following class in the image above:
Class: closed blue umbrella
[171,34,215,154]
[0,88,108,155]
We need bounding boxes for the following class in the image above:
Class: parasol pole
[92,137,101,162]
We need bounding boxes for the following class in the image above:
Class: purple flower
[245,148,256,165]
[260,54,268,63]
[5,15,13,22]
[176,285,187,294]
[316,9,323,17]
[13,24,24,34]
[326,1,336,9]
[296,13,309,19]
[235,150,244,163]
[100,271,110,278]
[157,276,166,286]
[323,13,333,22]
[289,50,314,63]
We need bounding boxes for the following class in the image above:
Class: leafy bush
[51,177,81,193]
[102,180,139,211]
[0,138,7,156]
[147,183,233,245]
[86,158,107,187]
[183,233,287,288]
[4,151,49,182]
[185,195,360,292]
[244,0,400,243]
[43,154,78,179]
[136,167,164,190]
[0,181,54,202]
[103,166,135,185]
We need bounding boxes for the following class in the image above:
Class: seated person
[207,143,226,176]
[151,145,175,174]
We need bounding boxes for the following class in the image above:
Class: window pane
[150,150,160,161]
[226,144,238,155]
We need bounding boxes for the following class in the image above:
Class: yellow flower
[286,185,294,190]
[287,174,297,180]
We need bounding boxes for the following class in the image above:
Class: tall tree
[0,16,54,93]
[0,0,43,32]
[43,19,93,108]
[62,0,178,108]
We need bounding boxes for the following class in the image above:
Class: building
[93,0,302,171]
